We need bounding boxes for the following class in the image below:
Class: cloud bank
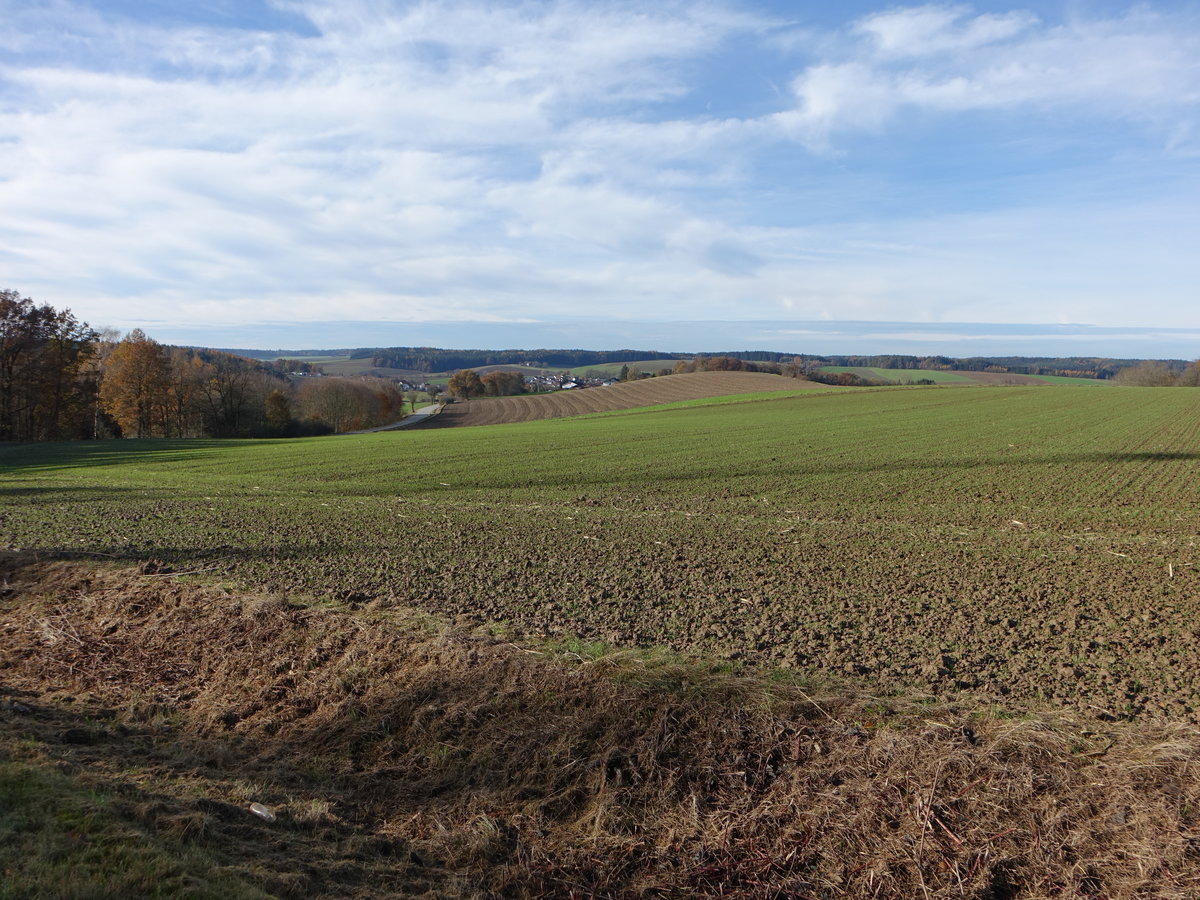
[1,1,1198,349]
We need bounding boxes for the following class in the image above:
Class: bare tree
[1113,362,1179,386]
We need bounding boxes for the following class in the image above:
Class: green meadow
[819,365,978,383]
[818,365,1107,385]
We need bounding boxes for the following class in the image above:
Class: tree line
[1,290,424,441]
[446,369,528,398]
[367,346,680,372]
[0,289,98,441]
[1111,360,1200,387]
[366,345,1197,382]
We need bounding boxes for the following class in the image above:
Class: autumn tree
[100,329,172,437]
[265,389,292,434]
[448,369,484,399]
[700,356,745,372]
[0,289,99,441]
[481,370,525,396]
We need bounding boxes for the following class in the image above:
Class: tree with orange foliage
[448,369,485,399]
[100,329,172,437]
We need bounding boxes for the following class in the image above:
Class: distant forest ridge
[219,347,1193,380]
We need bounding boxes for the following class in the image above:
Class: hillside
[817,366,1103,386]
[424,370,826,427]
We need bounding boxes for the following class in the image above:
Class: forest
[365,344,1189,381]
[0,290,419,441]
[365,346,679,371]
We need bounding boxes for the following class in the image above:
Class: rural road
[345,404,442,434]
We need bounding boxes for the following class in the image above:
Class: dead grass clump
[3,555,1200,898]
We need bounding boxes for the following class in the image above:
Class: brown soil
[4,555,1200,899]
[422,372,824,428]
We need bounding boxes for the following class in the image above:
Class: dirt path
[344,404,442,434]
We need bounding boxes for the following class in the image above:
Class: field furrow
[424,370,828,426]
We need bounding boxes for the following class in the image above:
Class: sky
[2,0,1199,357]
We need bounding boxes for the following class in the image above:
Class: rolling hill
[421,370,829,427]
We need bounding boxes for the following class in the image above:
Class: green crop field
[820,365,1107,386]
[3,385,1199,719]
[1027,373,1111,385]
[819,365,977,383]
[297,356,402,377]
[572,358,684,378]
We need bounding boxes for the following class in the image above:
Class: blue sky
[1,1,1198,356]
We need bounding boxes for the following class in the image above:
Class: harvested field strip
[3,387,1200,720]
[422,370,826,427]
[4,559,1200,899]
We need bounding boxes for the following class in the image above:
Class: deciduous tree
[481,371,525,396]
[0,289,98,441]
[448,369,484,399]
[1113,361,1179,386]
[100,329,172,437]
[296,376,408,432]
[265,389,292,434]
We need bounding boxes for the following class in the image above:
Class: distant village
[392,372,620,394]
[285,366,621,395]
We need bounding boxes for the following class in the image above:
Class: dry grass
[3,555,1200,898]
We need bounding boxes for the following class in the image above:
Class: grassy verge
[3,557,1200,898]
[0,755,268,899]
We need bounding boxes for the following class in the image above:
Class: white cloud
[778,6,1200,146]
[0,1,1199,342]
[856,4,1038,57]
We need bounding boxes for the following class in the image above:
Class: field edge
[3,555,1200,898]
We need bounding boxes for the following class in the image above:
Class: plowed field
[424,370,825,427]
[3,385,1199,722]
